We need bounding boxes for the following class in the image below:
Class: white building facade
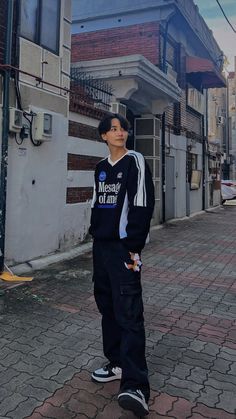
[0,0,76,264]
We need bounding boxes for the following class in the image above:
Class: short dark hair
[98,113,130,136]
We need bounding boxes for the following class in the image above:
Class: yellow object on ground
[224,200,236,206]
[0,271,33,282]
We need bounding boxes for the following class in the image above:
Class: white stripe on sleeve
[128,151,147,207]
[91,182,96,208]
[119,192,128,238]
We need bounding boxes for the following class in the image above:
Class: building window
[20,0,60,54]
[187,84,204,114]
[190,170,201,190]
[159,31,179,74]
[187,153,201,190]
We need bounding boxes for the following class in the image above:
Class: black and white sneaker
[118,389,149,417]
[91,363,122,382]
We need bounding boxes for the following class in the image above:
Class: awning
[186,56,226,88]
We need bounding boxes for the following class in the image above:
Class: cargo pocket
[120,282,143,326]
[120,282,142,296]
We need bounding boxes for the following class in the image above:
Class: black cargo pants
[92,239,150,401]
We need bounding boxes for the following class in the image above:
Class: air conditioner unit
[110,102,127,117]
[9,107,23,132]
[216,116,225,125]
[33,112,53,141]
[135,117,160,137]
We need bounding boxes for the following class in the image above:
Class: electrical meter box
[9,108,23,132]
[34,112,53,141]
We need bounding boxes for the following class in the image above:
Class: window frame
[20,0,61,55]
[159,28,179,74]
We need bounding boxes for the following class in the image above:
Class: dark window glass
[20,0,38,42]
[40,0,60,53]
[20,0,60,55]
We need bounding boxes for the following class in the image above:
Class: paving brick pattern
[0,206,236,418]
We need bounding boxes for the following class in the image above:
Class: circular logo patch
[99,171,106,181]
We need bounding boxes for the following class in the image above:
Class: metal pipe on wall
[0,0,14,273]
[161,112,166,222]
[201,89,208,211]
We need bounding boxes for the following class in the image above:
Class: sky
[194,0,236,71]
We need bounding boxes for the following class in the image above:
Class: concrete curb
[10,206,222,275]
[11,242,93,275]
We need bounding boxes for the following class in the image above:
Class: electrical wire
[23,112,42,147]
[216,0,236,33]
[14,132,24,145]
[13,68,42,146]
[14,72,23,110]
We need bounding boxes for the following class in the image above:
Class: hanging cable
[216,0,236,33]
[23,111,42,147]
[14,132,24,145]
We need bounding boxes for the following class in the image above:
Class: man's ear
[101,133,107,142]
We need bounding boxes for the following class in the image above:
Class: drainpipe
[161,10,177,222]
[162,20,169,74]
[161,18,170,223]
[202,90,208,210]
[161,112,166,222]
[225,77,230,179]
[161,17,171,223]
[0,0,14,273]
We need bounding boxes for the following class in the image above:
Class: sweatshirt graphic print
[89,151,155,253]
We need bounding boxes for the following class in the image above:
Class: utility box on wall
[9,108,23,133]
[33,112,53,141]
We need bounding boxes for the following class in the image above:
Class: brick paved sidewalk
[0,205,236,418]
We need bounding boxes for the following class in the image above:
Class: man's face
[101,118,128,149]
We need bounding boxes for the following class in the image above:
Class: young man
[89,113,155,417]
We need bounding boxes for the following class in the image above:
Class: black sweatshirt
[89,150,155,253]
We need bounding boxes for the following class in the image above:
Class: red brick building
[71,0,226,222]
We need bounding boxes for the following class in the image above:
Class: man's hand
[124,252,142,272]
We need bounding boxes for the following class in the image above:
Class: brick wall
[180,91,202,138]
[66,187,93,204]
[72,23,202,140]
[67,118,104,204]
[165,104,174,128]
[67,154,101,170]
[69,121,101,141]
[69,93,108,120]
[165,89,201,140]
[72,22,160,65]
[155,35,201,138]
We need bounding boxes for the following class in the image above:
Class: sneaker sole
[118,395,149,417]
[91,373,121,383]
